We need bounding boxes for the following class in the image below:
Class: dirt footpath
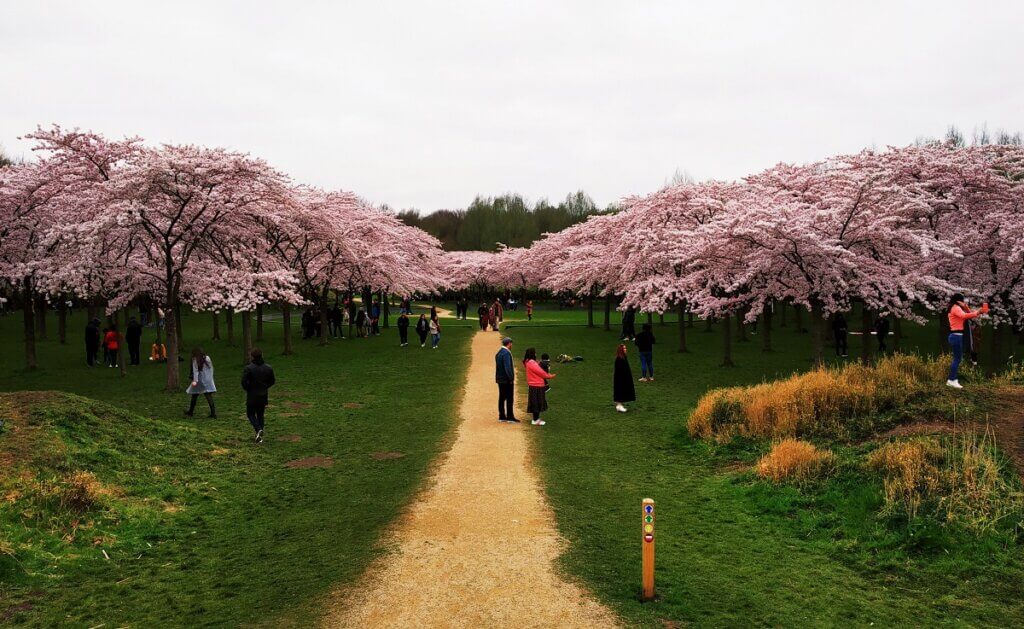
[322,331,618,628]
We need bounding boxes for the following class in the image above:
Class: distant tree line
[396,190,610,251]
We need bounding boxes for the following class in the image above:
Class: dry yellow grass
[756,439,834,483]
[867,439,943,519]
[688,354,947,442]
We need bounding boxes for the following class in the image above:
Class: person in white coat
[184,347,217,418]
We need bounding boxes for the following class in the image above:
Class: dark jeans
[128,341,140,365]
[399,328,409,344]
[86,342,98,366]
[105,348,117,367]
[246,401,266,432]
[639,351,653,377]
[497,382,515,420]
[948,332,963,380]
[188,392,216,417]
[418,330,428,345]
[834,332,847,356]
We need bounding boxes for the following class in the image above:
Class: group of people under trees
[84,316,146,368]
[477,299,505,332]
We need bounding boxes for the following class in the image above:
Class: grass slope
[507,310,1024,626]
[0,307,474,627]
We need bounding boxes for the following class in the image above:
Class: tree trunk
[382,291,390,328]
[646,312,654,327]
[704,317,714,333]
[587,291,595,328]
[762,302,773,352]
[736,308,749,343]
[212,311,220,340]
[677,302,688,353]
[226,308,235,346]
[117,309,127,377]
[810,301,825,368]
[164,299,180,392]
[175,305,184,350]
[659,313,665,327]
[603,296,611,331]
[58,300,67,344]
[282,303,294,355]
[256,303,264,341]
[35,295,47,340]
[241,310,253,365]
[794,303,806,333]
[721,313,734,366]
[860,301,873,366]
[778,300,786,327]
[687,307,694,328]
[22,282,37,370]
[319,288,330,346]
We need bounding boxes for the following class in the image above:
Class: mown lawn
[506,309,1024,626]
[0,305,475,627]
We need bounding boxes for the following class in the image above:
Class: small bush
[868,430,1024,532]
[688,354,951,442]
[756,439,834,484]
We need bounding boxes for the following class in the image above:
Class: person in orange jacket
[946,293,988,389]
[103,323,119,368]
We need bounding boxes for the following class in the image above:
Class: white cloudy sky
[2,1,1022,211]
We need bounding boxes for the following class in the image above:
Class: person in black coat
[873,315,890,352]
[414,313,429,347]
[125,317,143,365]
[397,312,410,346]
[614,343,636,413]
[241,347,276,444]
[620,308,637,341]
[84,318,101,366]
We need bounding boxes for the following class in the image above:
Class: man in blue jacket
[495,336,518,423]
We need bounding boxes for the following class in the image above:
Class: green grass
[0,306,475,627]
[508,313,1024,626]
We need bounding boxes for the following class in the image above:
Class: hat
[501,337,513,346]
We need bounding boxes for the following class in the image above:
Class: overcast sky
[2,1,1022,212]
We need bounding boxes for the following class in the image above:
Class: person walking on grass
[429,314,441,349]
[831,313,849,357]
[397,311,410,346]
[103,323,119,368]
[524,347,555,425]
[184,347,217,418]
[496,337,519,423]
[947,293,988,389]
[613,343,636,413]
[415,313,430,347]
[635,323,656,382]
[126,316,142,365]
[85,317,101,366]
[241,347,275,444]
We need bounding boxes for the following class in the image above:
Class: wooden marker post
[641,498,655,601]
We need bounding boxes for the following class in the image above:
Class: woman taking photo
[946,293,988,389]
[523,347,556,425]
[185,347,217,418]
[613,343,636,412]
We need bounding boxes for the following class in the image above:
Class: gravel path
[322,330,618,627]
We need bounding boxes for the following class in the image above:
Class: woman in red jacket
[946,293,988,389]
[523,347,555,425]
[103,323,119,368]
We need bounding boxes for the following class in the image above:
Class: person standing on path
[184,347,217,418]
[126,316,142,365]
[478,303,488,330]
[85,318,101,366]
[241,347,275,444]
[946,294,988,389]
[613,343,636,413]
[524,347,555,425]
[429,314,441,349]
[415,313,429,347]
[495,336,519,423]
[635,323,656,382]
[397,311,410,346]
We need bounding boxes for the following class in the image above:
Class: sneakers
[255,429,264,443]
[615,403,627,413]
[531,419,546,426]
[638,377,648,382]
[946,379,963,389]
